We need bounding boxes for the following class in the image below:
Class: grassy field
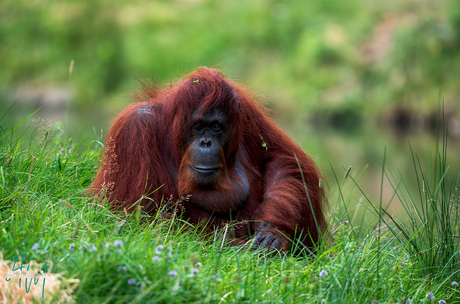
[0,116,459,303]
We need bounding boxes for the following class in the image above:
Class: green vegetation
[1,0,460,120]
[1,112,459,303]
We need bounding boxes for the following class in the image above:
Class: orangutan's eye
[193,122,204,133]
[212,123,222,132]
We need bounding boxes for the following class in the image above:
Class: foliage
[380,118,460,276]
[1,0,460,123]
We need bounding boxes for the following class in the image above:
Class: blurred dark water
[284,107,460,223]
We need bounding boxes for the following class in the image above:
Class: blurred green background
[1,0,460,218]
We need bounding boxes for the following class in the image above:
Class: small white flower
[152,256,161,262]
[155,245,163,254]
[105,242,111,248]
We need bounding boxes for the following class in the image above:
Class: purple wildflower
[114,240,123,247]
[405,300,412,304]
[138,264,143,270]
[452,281,458,286]
[152,256,161,262]
[81,244,88,252]
[194,262,202,267]
[116,249,122,254]
[69,243,76,250]
[439,300,446,304]
[169,270,178,277]
[32,243,39,250]
[119,266,127,273]
[128,278,136,285]
[191,268,199,277]
[105,242,111,248]
[136,281,142,287]
[319,270,328,277]
[426,292,434,300]
[90,244,97,253]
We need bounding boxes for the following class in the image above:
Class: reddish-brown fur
[88,67,327,251]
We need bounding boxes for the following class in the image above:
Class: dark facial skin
[185,109,230,186]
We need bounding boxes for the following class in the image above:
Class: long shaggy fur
[88,67,327,249]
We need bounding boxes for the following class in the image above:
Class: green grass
[1,119,459,303]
